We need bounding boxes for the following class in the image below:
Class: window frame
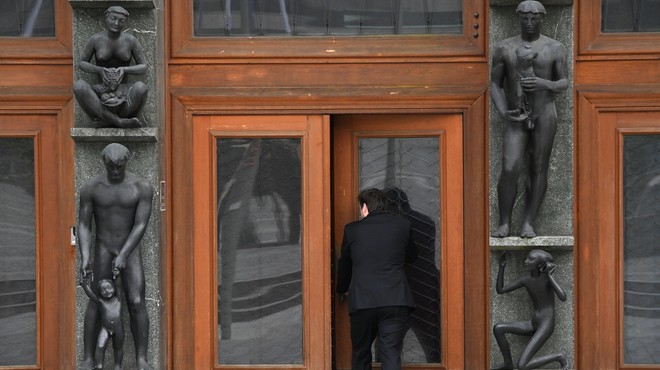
[577,0,660,58]
[0,0,71,60]
[170,0,487,60]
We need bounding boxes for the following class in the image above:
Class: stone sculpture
[78,143,153,370]
[80,273,124,370]
[73,6,148,128]
[492,250,567,370]
[491,0,569,238]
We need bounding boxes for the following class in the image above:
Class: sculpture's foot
[492,224,510,238]
[80,358,95,370]
[558,353,568,370]
[520,223,537,238]
[490,364,513,370]
[137,357,152,370]
[113,364,122,370]
[116,117,142,128]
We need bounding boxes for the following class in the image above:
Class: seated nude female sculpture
[73,6,148,128]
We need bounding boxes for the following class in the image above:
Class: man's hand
[113,254,127,271]
[80,259,92,279]
[504,109,529,122]
[520,76,551,92]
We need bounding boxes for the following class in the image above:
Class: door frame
[169,90,489,368]
[332,114,465,369]
[0,108,75,370]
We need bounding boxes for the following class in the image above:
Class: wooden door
[332,114,464,370]
[577,110,660,369]
[0,115,68,369]
[186,115,331,369]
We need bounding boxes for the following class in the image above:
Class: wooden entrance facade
[2,0,660,369]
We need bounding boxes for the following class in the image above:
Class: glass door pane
[358,137,441,363]
[216,138,303,364]
[190,115,330,369]
[0,138,36,366]
[622,134,660,365]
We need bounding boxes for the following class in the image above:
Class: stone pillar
[489,0,574,368]
[70,0,164,369]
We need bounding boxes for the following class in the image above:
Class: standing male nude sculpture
[78,143,153,370]
[491,0,569,238]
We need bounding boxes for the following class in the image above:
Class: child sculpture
[492,250,568,370]
[80,271,124,370]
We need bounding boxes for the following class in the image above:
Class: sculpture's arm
[490,46,510,118]
[78,37,104,75]
[520,43,569,94]
[120,37,147,76]
[113,180,153,271]
[78,184,94,278]
[550,43,569,93]
[496,252,523,294]
[548,272,567,302]
[491,46,527,122]
[81,281,101,304]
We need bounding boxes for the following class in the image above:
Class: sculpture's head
[525,249,553,272]
[101,143,130,182]
[98,279,116,299]
[516,1,545,36]
[104,6,129,33]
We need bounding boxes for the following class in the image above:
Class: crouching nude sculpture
[492,250,568,370]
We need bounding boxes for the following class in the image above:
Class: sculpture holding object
[74,6,148,128]
[78,143,153,370]
[490,0,569,238]
[491,250,568,370]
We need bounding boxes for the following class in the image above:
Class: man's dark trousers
[350,306,411,370]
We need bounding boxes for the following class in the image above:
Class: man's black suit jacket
[336,210,417,314]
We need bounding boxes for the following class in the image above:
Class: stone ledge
[70,127,158,142]
[69,0,155,9]
[490,236,574,251]
[490,0,573,6]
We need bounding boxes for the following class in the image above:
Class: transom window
[602,0,660,32]
[194,0,462,36]
[0,0,55,37]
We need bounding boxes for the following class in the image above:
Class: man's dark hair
[358,188,388,212]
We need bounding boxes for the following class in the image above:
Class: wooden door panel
[0,115,64,369]
[332,114,464,370]
[190,115,331,369]
[579,110,660,369]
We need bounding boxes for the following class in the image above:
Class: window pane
[358,137,441,364]
[602,0,660,32]
[622,135,660,365]
[0,138,36,366]
[0,0,55,37]
[216,138,303,364]
[194,0,462,36]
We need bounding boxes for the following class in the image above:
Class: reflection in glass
[623,135,660,364]
[0,138,36,366]
[358,137,441,363]
[0,0,55,37]
[194,0,462,36]
[216,138,303,364]
[602,0,660,32]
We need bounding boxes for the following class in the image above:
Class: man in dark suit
[337,188,417,370]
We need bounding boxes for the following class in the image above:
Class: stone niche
[70,0,163,369]
[489,1,575,369]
